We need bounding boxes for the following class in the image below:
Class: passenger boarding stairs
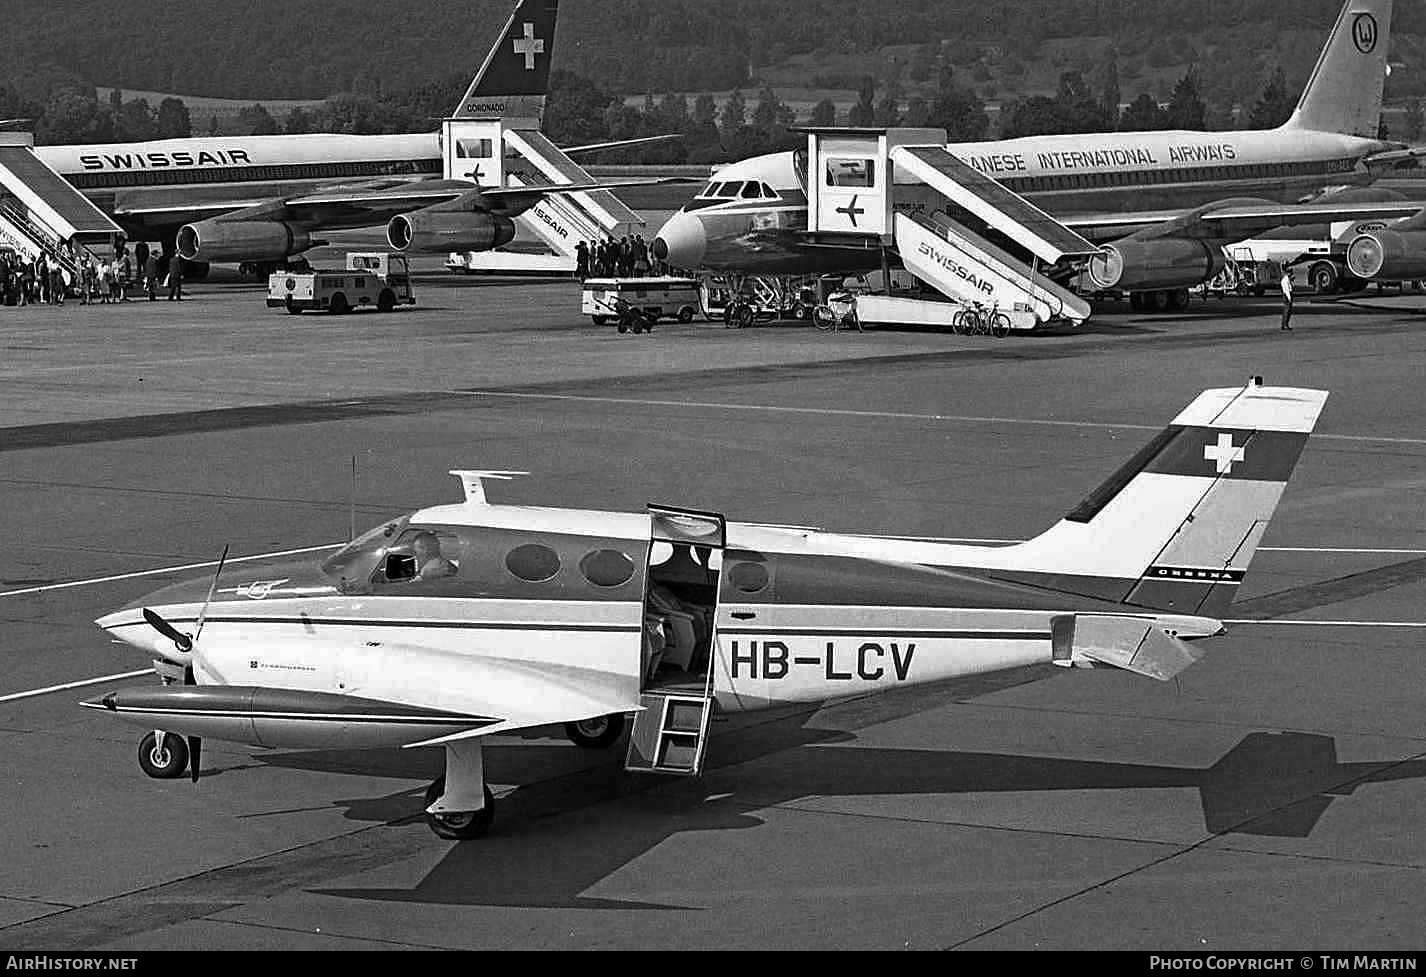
[441,120,644,273]
[0,133,120,273]
[802,128,1098,327]
[0,202,80,279]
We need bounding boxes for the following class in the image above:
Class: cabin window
[456,138,493,159]
[580,549,637,588]
[730,561,769,594]
[506,544,562,583]
[825,158,876,188]
[374,529,461,585]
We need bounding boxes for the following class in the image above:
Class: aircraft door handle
[731,612,756,620]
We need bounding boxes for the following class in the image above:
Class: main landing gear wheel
[424,776,495,840]
[138,731,189,779]
[564,713,626,748]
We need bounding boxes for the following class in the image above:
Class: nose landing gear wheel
[424,776,495,840]
[138,731,189,779]
[564,712,626,748]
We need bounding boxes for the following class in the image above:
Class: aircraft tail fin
[1007,380,1328,619]
[1284,0,1391,138]
[450,0,559,125]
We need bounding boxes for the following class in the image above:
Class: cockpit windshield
[320,516,411,590]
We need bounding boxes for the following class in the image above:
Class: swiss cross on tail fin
[451,0,559,123]
[1003,378,1328,619]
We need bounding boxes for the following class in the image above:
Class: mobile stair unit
[0,132,121,278]
[440,119,646,274]
[799,127,1099,329]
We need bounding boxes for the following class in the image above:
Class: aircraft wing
[562,133,685,155]
[1363,145,1426,170]
[112,174,693,232]
[283,176,694,219]
[298,637,642,749]
[1064,199,1426,242]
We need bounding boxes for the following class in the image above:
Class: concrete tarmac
[1,275,1425,950]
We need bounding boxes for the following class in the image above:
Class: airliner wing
[1363,145,1426,169]
[562,133,685,155]
[1064,199,1426,242]
[284,176,693,216]
[110,174,694,233]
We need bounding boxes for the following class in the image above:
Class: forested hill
[2,0,1421,99]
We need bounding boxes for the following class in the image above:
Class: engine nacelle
[387,211,515,254]
[1087,239,1225,291]
[177,220,311,263]
[1345,230,1426,281]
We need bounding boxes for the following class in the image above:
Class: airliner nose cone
[654,212,706,270]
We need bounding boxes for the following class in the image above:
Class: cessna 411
[87,380,1326,840]
[654,0,1426,309]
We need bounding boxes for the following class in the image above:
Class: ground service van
[268,252,415,315]
[582,277,701,325]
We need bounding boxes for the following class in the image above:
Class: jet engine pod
[176,219,312,263]
[1087,238,1225,291]
[386,211,516,254]
[1346,229,1426,281]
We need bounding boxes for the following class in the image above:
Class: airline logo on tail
[512,22,546,70]
[1353,12,1378,53]
[452,0,559,124]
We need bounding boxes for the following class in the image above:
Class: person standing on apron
[1280,265,1294,331]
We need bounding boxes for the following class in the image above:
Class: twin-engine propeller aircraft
[87,380,1327,840]
[654,0,1426,309]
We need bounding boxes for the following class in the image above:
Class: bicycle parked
[952,300,1011,339]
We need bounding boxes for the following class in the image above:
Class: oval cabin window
[730,561,769,594]
[580,549,636,588]
[505,544,561,583]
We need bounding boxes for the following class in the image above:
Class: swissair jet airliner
[654,0,1426,309]
[31,0,667,275]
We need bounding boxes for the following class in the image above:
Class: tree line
[3,0,1421,100]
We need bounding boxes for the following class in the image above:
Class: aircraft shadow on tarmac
[242,669,1426,910]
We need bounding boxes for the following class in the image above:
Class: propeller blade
[142,608,192,654]
[188,736,202,783]
[193,544,230,643]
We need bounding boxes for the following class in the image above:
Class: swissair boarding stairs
[0,133,120,274]
[803,128,1099,328]
[441,120,644,273]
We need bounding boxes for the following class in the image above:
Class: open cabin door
[625,505,725,776]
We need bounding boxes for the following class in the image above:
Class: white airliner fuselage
[654,126,1397,276]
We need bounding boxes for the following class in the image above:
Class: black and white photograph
[2,0,1426,956]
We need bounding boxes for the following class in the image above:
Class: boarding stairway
[0,202,81,279]
[441,121,645,273]
[802,128,1099,328]
[0,134,120,272]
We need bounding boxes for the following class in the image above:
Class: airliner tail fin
[1284,0,1391,138]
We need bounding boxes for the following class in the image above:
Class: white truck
[268,253,415,315]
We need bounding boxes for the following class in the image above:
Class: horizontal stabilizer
[1072,615,1205,681]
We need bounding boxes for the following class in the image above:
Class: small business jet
[654,0,1426,309]
[88,380,1326,840]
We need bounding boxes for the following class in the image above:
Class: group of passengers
[0,237,186,307]
[575,235,663,280]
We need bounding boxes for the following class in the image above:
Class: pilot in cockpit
[413,531,458,580]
